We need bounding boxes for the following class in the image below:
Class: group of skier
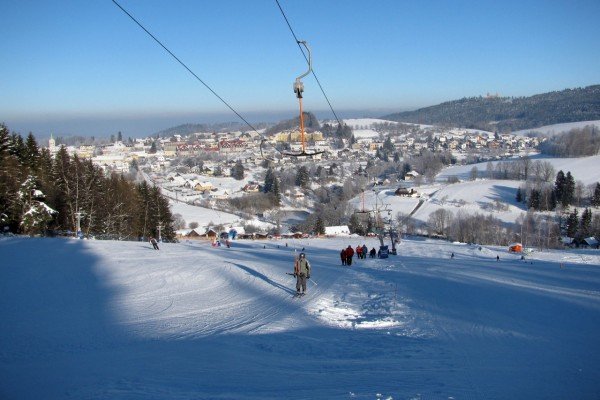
[340,244,378,266]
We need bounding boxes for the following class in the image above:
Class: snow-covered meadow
[348,154,600,228]
[1,236,599,399]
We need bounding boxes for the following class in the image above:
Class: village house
[404,170,420,181]
[242,182,260,193]
[394,187,418,197]
[193,181,213,192]
[219,139,246,154]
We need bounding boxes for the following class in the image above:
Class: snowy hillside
[513,120,600,136]
[349,155,600,227]
[1,236,599,399]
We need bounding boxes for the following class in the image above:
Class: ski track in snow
[1,236,599,399]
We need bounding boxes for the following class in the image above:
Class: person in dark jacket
[369,247,376,258]
[294,252,311,295]
[362,244,368,259]
[346,245,354,266]
[149,237,159,250]
[340,248,347,265]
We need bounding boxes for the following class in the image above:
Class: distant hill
[382,85,600,132]
[264,112,321,136]
[154,121,270,138]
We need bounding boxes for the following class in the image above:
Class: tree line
[0,124,175,240]
[538,126,600,157]
[383,85,600,132]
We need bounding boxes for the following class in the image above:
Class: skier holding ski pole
[294,252,311,296]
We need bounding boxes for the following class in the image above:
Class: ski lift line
[274,0,342,126]
[110,0,270,145]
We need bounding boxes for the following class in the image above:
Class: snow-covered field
[348,154,600,226]
[1,236,599,399]
[513,120,600,136]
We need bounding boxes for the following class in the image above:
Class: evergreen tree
[263,167,275,193]
[24,133,40,172]
[579,208,592,239]
[271,176,281,206]
[383,136,394,153]
[231,160,245,180]
[295,166,310,189]
[566,209,579,238]
[528,189,541,210]
[563,171,575,207]
[592,182,600,207]
[117,131,123,142]
[314,216,325,235]
[19,175,56,235]
[149,141,157,154]
[515,187,523,203]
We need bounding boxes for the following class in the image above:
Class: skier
[294,252,311,296]
[451,252,454,259]
[340,248,347,266]
[149,237,159,250]
[369,247,376,258]
[496,255,500,261]
[356,245,363,260]
[362,244,368,259]
[346,245,355,266]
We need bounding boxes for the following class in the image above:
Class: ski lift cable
[274,0,342,127]
[110,0,282,159]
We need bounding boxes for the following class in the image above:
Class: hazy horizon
[2,107,405,140]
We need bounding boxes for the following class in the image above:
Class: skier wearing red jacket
[346,245,354,266]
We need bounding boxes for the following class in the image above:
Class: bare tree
[427,208,454,237]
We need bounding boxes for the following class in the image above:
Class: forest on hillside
[383,85,600,132]
[0,124,175,240]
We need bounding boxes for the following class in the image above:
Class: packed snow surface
[1,236,599,399]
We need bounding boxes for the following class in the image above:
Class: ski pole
[309,278,318,286]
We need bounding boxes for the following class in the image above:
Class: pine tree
[19,175,56,235]
[566,209,579,238]
[553,170,565,205]
[314,216,325,236]
[528,189,541,210]
[271,176,281,206]
[295,166,310,189]
[563,171,575,207]
[515,187,523,203]
[592,182,600,207]
[579,208,592,239]
[231,160,245,180]
[263,167,274,193]
[383,136,394,153]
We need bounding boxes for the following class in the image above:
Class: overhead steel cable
[274,0,343,127]
[110,0,268,142]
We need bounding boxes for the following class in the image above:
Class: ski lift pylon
[283,40,324,158]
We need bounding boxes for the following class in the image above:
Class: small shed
[508,243,523,253]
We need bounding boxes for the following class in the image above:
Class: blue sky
[1,0,599,137]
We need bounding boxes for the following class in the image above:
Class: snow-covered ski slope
[1,236,599,399]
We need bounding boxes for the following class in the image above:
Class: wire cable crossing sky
[1,0,598,136]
